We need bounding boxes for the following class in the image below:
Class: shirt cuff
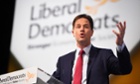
[116,43,125,52]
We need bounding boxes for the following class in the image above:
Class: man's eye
[76,25,81,28]
[84,25,89,28]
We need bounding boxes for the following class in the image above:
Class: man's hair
[72,14,94,30]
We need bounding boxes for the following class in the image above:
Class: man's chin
[78,40,86,43]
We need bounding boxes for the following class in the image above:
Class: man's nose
[80,27,84,32]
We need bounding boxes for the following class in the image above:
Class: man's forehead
[75,19,90,24]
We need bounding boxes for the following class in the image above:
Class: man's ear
[72,29,75,37]
[72,29,74,34]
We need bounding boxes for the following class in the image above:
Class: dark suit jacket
[52,45,132,84]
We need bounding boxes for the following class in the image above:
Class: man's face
[72,18,93,45]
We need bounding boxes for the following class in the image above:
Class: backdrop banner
[11,0,140,74]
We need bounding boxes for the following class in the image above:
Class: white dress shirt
[72,44,91,84]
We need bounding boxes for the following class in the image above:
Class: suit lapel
[65,47,99,83]
[65,51,76,83]
[87,46,98,76]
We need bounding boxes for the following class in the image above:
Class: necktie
[73,49,84,84]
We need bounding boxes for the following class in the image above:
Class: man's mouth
[80,33,85,38]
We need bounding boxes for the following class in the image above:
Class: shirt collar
[76,44,92,55]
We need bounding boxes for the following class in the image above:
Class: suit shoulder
[92,46,115,61]
[92,46,114,57]
[59,51,75,59]
[93,46,112,52]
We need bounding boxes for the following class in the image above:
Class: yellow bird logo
[85,0,119,15]
[26,71,35,82]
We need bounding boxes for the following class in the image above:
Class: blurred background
[0,0,140,84]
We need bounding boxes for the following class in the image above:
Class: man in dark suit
[52,14,132,84]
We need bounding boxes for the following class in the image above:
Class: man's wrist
[117,42,125,52]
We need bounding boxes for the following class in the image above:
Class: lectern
[0,67,63,84]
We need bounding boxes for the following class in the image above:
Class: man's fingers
[112,30,120,37]
[123,21,126,30]
[119,22,124,29]
[116,21,126,35]
[117,23,123,34]
[113,21,126,45]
